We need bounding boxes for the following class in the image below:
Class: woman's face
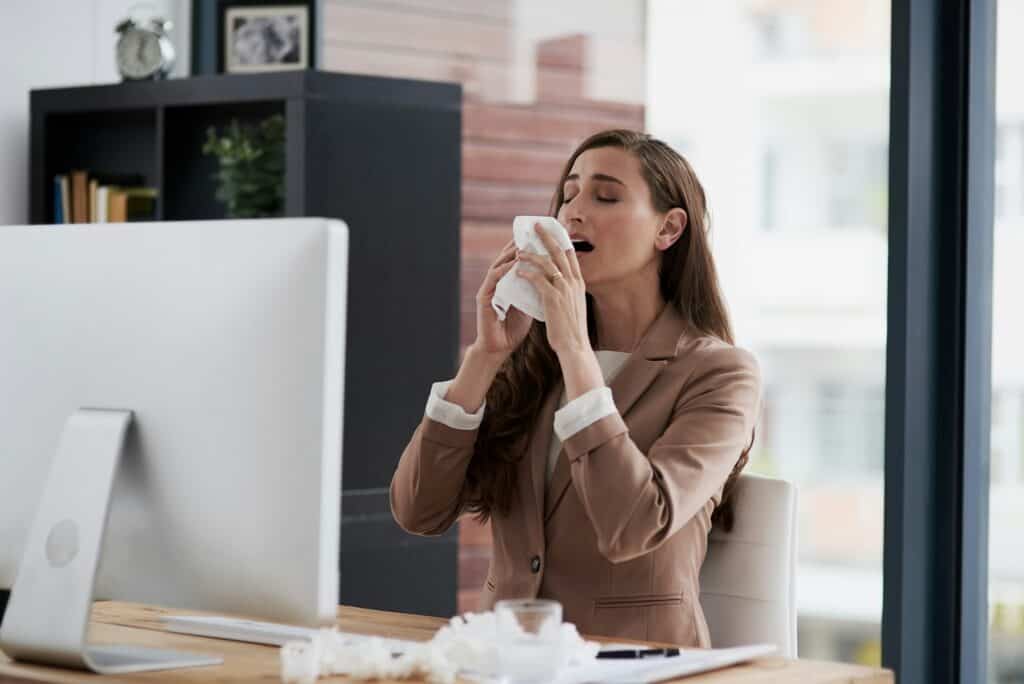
[556,146,670,290]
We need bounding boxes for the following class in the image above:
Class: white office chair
[699,473,798,658]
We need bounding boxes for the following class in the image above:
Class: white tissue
[279,610,599,684]
[281,631,457,684]
[492,216,574,322]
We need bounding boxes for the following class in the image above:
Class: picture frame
[223,4,309,73]
[189,1,317,75]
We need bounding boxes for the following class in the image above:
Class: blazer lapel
[542,304,688,524]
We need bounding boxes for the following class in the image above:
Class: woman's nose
[560,199,584,225]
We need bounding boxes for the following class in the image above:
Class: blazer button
[530,555,541,573]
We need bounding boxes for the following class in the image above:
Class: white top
[424,350,632,486]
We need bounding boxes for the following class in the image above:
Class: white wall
[0,0,189,225]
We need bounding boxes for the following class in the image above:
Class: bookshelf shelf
[29,70,463,618]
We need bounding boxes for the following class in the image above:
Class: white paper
[555,643,777,684]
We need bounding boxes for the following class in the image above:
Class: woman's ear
[655,208,687,251]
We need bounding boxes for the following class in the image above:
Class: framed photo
[223,4,310,73]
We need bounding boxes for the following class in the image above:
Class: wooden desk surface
[0,602,893,683]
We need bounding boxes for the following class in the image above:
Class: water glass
[495,599,565,683]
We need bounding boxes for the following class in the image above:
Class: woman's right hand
[472,239,533,359]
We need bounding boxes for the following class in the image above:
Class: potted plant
[202,114,285,218]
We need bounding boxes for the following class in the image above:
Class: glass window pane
[990,3,1024,681]
[647,0,889,665]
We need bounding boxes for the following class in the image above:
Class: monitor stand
[0,409,222,673]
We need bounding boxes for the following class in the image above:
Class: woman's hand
[515,224,591,358]
[472,239,533,360]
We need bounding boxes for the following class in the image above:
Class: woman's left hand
[516,223,591,358]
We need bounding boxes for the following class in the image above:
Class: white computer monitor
[0,218,347,673]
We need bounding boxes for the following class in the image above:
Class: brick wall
[323,0,644,615]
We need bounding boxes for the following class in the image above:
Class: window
[649,0,889,665]
[991,7,1024,678]
[761,146,779,231]
[826,141,887,231]
[817,383,885,479]
[995,123,1024,220]
[751,10,811,59]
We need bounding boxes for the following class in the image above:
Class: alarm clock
[115,17,175,81]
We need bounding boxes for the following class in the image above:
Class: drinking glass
[495,599,565,683]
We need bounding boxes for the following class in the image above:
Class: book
[59,176,70,224]
[53,175,65,223]
[88,179,99,223]
[96,186,109,222]
[70,170,88,223]
[108,190,128,223]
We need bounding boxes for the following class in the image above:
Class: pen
[596,647,680,659]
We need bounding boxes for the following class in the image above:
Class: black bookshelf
[26,70,462,618]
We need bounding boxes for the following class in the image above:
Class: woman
[390,129,761,647]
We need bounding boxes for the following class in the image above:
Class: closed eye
[562,195,618,205]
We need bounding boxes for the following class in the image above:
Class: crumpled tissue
[280,609,599,684]
[491,216,574,323]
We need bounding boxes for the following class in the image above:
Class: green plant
[202,114,285,218]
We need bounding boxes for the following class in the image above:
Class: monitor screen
[0,218,347,628]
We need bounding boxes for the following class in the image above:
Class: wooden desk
[0,602,893,683]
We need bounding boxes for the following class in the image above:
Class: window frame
[882,1,996,682]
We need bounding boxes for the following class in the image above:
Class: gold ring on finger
[548,271,564,284]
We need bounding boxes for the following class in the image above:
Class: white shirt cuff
[424,380,485,431]
[553,386,618,442]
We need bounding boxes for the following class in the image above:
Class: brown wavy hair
[460,130,750,531]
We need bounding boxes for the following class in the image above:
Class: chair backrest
[699,473,798,658]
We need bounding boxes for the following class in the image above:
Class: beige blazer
[390,304,762,647]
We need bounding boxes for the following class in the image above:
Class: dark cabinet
[28,70,462,617]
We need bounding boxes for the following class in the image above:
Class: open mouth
[572,240,595,253]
